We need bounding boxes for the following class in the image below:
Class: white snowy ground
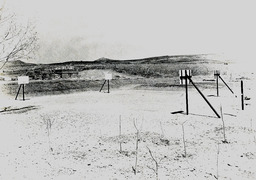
[0,81,255,180]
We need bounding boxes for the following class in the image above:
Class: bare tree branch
[146,146,166,180]
[132,119,140,175]
[0,8,38,70]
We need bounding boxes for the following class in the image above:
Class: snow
[0,85,255,179]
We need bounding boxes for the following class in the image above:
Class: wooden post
[214,71,220,97]
[179,70,191,115]
[216,75,219,97]
[185,72,189,115]
[241,80,244,110]
[107,80,110,93]
[22,84,25,101]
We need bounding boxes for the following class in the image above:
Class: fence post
[22,84,25,101]
[241,80,244,110]
[185,73,189,115]
[216,75,219,97]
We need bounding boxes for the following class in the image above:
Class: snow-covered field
[0,80,255,179]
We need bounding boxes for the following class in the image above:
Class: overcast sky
[5,0,256,63]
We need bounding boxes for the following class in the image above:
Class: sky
[3,0,256,63]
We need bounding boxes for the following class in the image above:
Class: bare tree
[0,6,38,70]
[132,119,140,175]
[119,115,122,153]
[220,105,228,143]
[44,117,55,152]
[146,146,165,180]
[215,142,220,180]
[181,120,188,157]
[132,118,144,175]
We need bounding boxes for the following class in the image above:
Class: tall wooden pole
[107,80,110,93]
[22,84,25,101]
[216,75,219,97]
[185,73,189,115]
[241,80,244,110]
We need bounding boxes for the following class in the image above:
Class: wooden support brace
[99,80,107,92]
[219,75,234,94]
[189,78,221,118]
[15,84,22,100]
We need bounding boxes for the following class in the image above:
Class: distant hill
[4,60,36,67]
[3,54,228,68]
[46,54,226,66]
[1,54,235,96]
[2,54,229,79]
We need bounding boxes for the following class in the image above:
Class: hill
[1,54,233,96]
[43,54,225,66]
[2,54,230,80]
[3,60,36,67]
